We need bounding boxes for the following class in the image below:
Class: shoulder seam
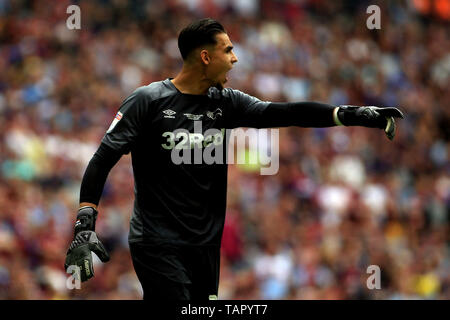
[135,80,178,101]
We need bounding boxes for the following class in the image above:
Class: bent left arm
[257,102,404,140]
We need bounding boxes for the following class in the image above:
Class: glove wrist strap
[75,206,98,235]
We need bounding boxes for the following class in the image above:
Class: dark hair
[178,18,226,60]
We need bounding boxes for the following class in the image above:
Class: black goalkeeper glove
[334,105,404,140]
[65,206,110,282]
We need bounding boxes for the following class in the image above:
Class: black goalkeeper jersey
[101,79,270,246]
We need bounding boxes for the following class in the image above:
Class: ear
[200,49,210,65]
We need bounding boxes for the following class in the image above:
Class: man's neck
[171,65,212,95]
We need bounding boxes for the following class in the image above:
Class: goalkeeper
[64,18,404,300]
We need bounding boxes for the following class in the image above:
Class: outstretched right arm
[64,143,121,281]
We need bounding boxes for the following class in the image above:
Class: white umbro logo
[163,109,176,118]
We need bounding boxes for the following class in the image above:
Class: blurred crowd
[0,0,448,299]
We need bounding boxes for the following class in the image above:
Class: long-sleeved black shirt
[80,78,337,246]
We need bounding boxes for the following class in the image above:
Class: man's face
[205,33,238,89]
